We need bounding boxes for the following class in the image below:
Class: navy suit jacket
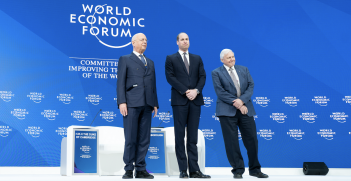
[211,65,256,117]
[117,53,159,108]
[165,52,206,106]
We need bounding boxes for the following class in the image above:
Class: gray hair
[220,49,234,60]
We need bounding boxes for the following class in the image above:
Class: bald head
[132,33,147,54]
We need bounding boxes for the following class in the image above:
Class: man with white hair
[117,33,159,179]
[211,49,268,179]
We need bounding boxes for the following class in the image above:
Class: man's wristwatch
[195,89,200,94]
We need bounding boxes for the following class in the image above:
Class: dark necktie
[139,55,146,66]
[229,67,241,97]
[183,53,189,74]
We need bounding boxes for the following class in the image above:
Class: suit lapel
[220,66,234,86]
[188,53,195,77]
[176,52,189,76]
[130,53,146,70]
[144,56,152,75]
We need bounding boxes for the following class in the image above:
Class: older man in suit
[211,49,268,179]
[165,32,210,178]
[117,33,159,179]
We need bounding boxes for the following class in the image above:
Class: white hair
[220,49,234,60]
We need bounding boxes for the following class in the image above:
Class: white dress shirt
[223,64,240,86]
[178,50,190,66]
[133,51,147,66]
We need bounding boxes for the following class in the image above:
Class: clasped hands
[119,103,158,118]
[186,89,198,101]
[233,99,248,115]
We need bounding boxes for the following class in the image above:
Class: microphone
[90,109,102,126]
[154,111,170,128]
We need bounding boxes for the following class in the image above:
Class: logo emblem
[312,96,330,106]
[287,129,304,140]
[282,96,299,107]
[300,112,317,123]
[253,97,270,107]
[330,112,348,123]
[0,91,14,102]
[270,113,287,123]
[70,4,145,48]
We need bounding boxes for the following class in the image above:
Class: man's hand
[152,107,158,118]
[239,105,248,115]
[186,89,198,101]
[119,103,128,117]
[233,99,244,109]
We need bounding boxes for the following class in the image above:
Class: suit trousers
[123,105,153,171]
[218,110,261,174]
[172,101,201,172]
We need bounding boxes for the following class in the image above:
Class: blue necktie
[139,55,146,66]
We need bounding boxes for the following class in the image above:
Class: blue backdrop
[0,0,350,168]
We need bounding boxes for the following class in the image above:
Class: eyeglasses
[139,38,148,42]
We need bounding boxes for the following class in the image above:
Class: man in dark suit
[117,33,159,179]
[165,32,210,178]
[211,49,268,179]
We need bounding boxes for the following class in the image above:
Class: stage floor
[0,175,350,181]
[0,167,350,181]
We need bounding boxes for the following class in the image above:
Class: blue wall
[0,0,350,168]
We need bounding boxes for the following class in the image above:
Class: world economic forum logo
[0,91,14,102]
[11,109,29,120]
[148,147,159,155]
[270,113,287,123]
[0,126,12,138]
[57,94,74,104]
[300,112,317,123]
[342,96,351,105]
[80,145,92,154]
[203,97,213,107]
[100,111,117,122]
[201,129,217,140]
[56,127,67,137]
[27,92,45,103]
[71,110,88,121]
[287,129,304,140]
[70,4,145,48]
[25,126,43,138]
[86,94,102,105]
[155,112,173,124]
[41,110,59,121]
[282,96,299,107]
[330,112,348,123]
[253,97,270,107]
[312,96,329,106]
[317,129,335,140]
[257,129,274,140]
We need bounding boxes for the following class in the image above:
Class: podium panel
[145,128,167,175]
[73,129,99,175]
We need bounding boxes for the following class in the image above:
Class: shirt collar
[178,50,189,55]
[133,51,144,57]
[223,64,235,71]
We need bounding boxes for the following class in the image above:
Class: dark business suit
[165,52,206,172]
[211,65,261,174]
[117,53,159,171]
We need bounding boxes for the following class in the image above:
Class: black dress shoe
[250,172,269,178]
[189,171,211,178]
[180,170,189,178]
[135,170,154,179]
[122,170,133,179]
[233,173,243,179]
